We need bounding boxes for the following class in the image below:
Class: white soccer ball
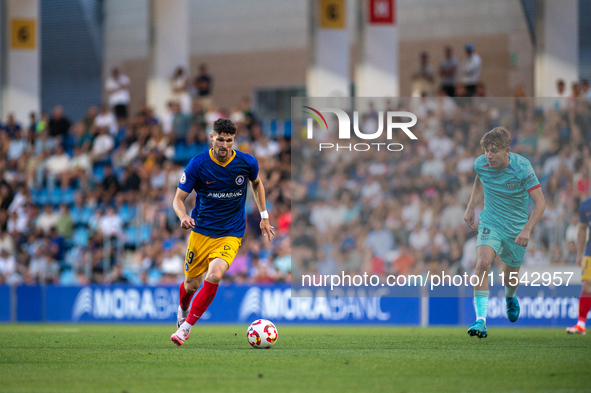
[246,319,278,349]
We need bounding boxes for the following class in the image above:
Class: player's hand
[463,207,475,229]
[260,219,275,241]
[515,229,531,247]
[180,216,195,230]
[575,254,583,267]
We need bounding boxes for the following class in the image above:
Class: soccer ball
[246,319,278,349]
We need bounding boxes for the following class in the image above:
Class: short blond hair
[480,127,511,150]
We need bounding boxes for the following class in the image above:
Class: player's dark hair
[480,127,511,150]
[212,118,237,135]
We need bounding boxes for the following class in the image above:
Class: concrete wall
[103,0,149,113]
[102,0,534,115]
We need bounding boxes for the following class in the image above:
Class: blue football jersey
[178,149,259,238]
[579,197,591,256]
[474,152,540,237]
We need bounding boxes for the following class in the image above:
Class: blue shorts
[475,224,526,268]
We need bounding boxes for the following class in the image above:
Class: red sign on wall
[369,0,395,25]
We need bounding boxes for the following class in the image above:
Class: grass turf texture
[0,325,590,393]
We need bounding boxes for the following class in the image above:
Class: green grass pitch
[0,324,590,393]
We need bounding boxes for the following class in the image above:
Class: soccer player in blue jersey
[463,127,546,338]
[170,118,275,346]
[566,196,591,335]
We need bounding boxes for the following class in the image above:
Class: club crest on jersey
[505,180,518,190]
[180,172,187,184]
[235,175,245,185]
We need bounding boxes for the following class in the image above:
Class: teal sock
[505,286,517,298]
[474,290,489,321]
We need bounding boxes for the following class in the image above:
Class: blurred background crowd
[1,56,590,287]
[291,93,591,282]
[0,64,292,286]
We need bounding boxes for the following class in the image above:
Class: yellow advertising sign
[11,19,36,49]
[320,0,345,29]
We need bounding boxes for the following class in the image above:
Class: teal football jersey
[474,152,540,237]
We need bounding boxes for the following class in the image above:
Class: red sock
[179,282,194,311]
[186,281,219,325]
[579,292,591,323]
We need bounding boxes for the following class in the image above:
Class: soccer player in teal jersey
[463,127,546,338]
[566,196,591,335]
[170,118,275,346]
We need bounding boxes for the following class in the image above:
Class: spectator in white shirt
[0,232,15,256]
[460,43,481,97]
[91,127,115,162]
[0,248,16,283]
[94,105,118,136]
[44,145,71,192]
[36,204,60,235]
[99,206,123,239]
[105,67,130,121]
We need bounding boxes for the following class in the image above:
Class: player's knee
[475,258,492,272]
[184,278,200,293]
[205,271,223,284]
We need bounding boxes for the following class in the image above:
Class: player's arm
[463,175,483,229]
[250,175,275,241]
[515,187,545,247]
[576,222,588,267]
[173,188,195,230]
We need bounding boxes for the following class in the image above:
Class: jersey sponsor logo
[206,181,216,185]
[523,173,536,188]
[235,175,245,185]
[180,172,187,184]
[207,190,243,199]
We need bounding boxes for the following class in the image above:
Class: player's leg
[567,256,591,335]
[499,241,526,323]
[177,274,204,328]
[502,263,521,322]
[172,235,241,346]
[171,232,211,346]
[468,243,497,338]
[183,257,228,325]
[177,234,206,329]
[172,258,228,347]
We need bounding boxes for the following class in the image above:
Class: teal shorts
[475,224,526,268]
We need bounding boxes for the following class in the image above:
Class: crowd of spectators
[411,43,482,98]
[291,95,591,283]
[0,69,291,285]
[2,59,590,288]
[412,43,591,102]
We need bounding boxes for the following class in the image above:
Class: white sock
[577,321,586,329]
[476,316,486,323]
[178,305,189,318]
[180,321,192,331]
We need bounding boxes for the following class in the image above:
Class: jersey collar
[209,148,236,167]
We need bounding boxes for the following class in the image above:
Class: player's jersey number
[185,250,195,272]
